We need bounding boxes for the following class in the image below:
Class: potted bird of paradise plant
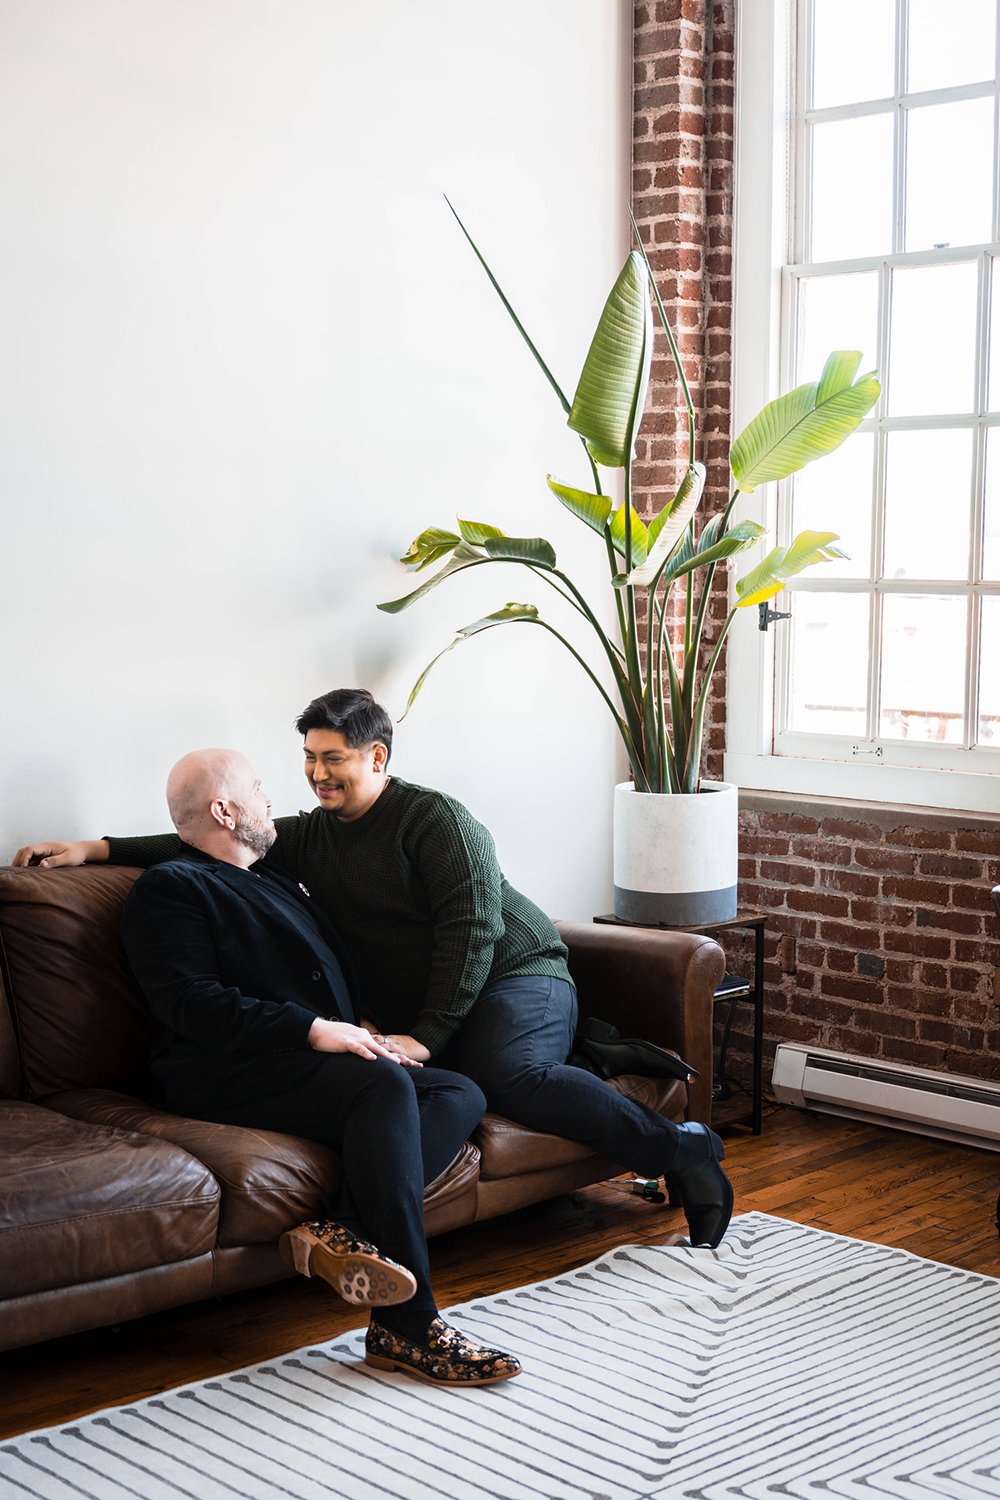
[378,204,880,923]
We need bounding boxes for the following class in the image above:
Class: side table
[594,909,767,1134]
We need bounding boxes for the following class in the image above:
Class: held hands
[359,1018,431,1065]
[11,839,109,869]
[309,1018,423,1066]
[383,1033,431,1064]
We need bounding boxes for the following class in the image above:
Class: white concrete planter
[613,780,738,926]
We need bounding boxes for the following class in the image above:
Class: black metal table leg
[752,920,764,1134]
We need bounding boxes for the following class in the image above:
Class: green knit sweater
[107,776,569,1055]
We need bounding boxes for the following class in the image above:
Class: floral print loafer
[279,1219,417,1305]
[365,1315,522,1385]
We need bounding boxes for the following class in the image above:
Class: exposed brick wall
[631,5,1000,1091]
[631,0,735,783]
[718,803,1000,1086]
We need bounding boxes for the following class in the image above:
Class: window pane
[907,0,997,92]
[989,258,1000,411]
[888,262,978,415]
[979,596,1000,744]
[879,594,967,742]
[787,591,869,735]
[791,432,874,578]
[798,272,879,380]
[984,431,1000,578]
[905,98,995,251]
[883,429,973,580]
[810,114,894,262]
[812,0,895,108]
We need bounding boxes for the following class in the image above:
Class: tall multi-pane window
[728,0,1000,811]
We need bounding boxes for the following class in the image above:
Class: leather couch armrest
[555,920,725,1124]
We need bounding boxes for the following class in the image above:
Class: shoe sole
[365,1352,522,1386]
[279,1230,417,1305]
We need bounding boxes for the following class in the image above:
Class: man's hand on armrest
[10,839,110,868]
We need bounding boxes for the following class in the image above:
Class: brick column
[632,0,735,782]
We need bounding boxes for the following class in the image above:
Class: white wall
[0,0,630,917]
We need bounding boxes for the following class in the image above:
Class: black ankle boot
[576,1017,699,1083]
[665,1121,734,1248]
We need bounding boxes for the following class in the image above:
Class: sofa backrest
[0,967,20,1100]
[0,866,151,1099]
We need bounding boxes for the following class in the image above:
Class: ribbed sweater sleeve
[105,832,185,866]
[105,827,295,871]
[401,798,505,1054]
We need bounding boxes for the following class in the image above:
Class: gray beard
[232,809,277,861]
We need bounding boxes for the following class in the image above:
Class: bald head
[166,749,250,834]
[165,749,275,865]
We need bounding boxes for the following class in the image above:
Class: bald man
[119,749,521,1386]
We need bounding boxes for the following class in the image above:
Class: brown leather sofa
[0,864,725,1353]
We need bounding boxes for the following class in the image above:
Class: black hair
[295,688,393,764]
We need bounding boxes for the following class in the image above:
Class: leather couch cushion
[48,1089,482,1246]
[474,1073,682,1179]
[0,866,148,1098]
[0,1100,219,1298]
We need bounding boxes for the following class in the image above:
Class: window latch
[758,602,792,632]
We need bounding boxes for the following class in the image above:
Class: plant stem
[682,610,735,792]
[680,489,743,720]
[621,455,645,769]
[531,620,648,786]
[585,441,630,651]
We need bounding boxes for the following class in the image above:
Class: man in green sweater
[12,688,733,1247]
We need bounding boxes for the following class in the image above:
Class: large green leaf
[456,602,539,636]
[546,476,613,535]
[457,519,556,565]
[662,518,766,586]
[730,352,880,493]
[401,526,462,571]
[734,530,846,607]
[608,504,649,566]
[627,462,707,585]
[444,197,572,417]
[458,518,505,545]
[400,604,540,717]
[568,252,653,468]
[379,533,557,615]
[483,535,557,566]
[379,542,486,613]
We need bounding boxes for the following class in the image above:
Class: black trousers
[197,1054,486,1317]
[438,975,682,1176]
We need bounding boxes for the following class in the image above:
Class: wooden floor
[2,1102,998,1442]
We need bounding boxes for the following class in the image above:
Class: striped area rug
[3,1211,1000,1499]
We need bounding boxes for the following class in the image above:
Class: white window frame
[725,0,1000,814]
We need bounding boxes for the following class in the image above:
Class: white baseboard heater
[772,1043,1000,1152]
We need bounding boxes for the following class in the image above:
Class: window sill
[736,785,1000,832]
[724,750,1000,819]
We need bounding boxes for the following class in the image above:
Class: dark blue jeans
[437,975,682,1176]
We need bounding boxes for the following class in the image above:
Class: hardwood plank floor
[2,1103,997,1442]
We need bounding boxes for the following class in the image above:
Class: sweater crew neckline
[310,775,404,834]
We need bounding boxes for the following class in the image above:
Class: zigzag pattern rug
[3,1212,999,1499]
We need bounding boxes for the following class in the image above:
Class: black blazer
[121,846,358,1113]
